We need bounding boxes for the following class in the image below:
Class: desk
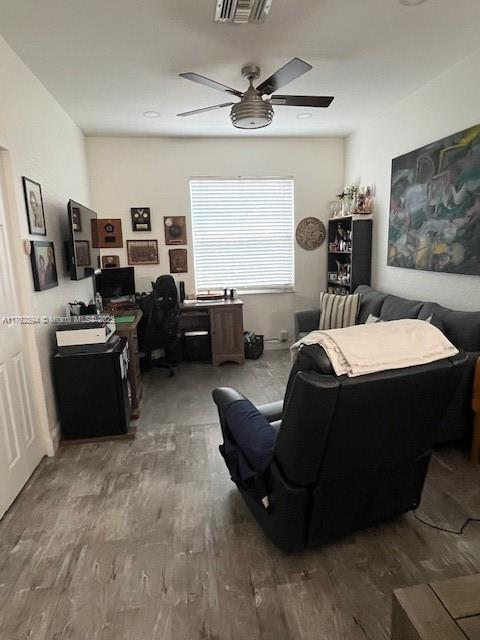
[180,299,245,366]
[113,309,143,418]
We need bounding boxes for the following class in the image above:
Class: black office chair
[137,275,180,377]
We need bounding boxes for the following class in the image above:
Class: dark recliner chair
[213,345,467,552]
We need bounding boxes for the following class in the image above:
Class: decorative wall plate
[296,217,326,250]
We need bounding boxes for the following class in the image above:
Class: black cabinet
[53,338,131,440]
[327,216,372,295]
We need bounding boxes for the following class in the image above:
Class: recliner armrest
[213,390,283,423]
[258,400,283,423]
[212,387,246,412]
[212,389,278,476]
[294,308,320,340]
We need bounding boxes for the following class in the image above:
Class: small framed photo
[131,207,151,231]
[75,240,90,267]
[102,255,120,269]
[22,177,46,236]
[127,239,159,265]
[164,216,187,245]
[169,248,188,273]
[30,241,58,291]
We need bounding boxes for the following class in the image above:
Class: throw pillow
[319,292,361,330]
[365,314,384,324]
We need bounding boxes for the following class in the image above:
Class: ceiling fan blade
[179,73,243,98]
[256,58,312,96]
[177,102,234,117]
[270,95,334,108]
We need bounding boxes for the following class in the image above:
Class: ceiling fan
[177,58,334,130]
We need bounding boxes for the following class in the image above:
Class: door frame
[0,148,53,457]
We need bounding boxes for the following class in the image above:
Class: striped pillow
[319,292,361,330]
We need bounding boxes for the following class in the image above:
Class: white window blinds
[190,178,294,292]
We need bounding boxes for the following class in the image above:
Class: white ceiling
[1,0,480,138]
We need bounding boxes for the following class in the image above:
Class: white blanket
[291,319,458,377]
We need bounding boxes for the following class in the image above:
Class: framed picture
[22,177,46,236]
[91,219,123,248]
[131,207,151,231]
[169,248,188,273]
[30,241,58,291]
[164,216,187,245]
[127,239,159,265]
[101,255,120,269]
[75,240,90,267]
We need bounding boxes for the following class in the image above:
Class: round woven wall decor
[296,217,326,250]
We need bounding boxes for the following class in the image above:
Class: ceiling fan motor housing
[230,70,274,129]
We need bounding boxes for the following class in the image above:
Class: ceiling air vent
[214,0,273,24]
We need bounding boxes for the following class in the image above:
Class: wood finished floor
[1,350,480,640]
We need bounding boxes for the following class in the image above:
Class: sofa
[213,347,467,551]
[294,285,480,443]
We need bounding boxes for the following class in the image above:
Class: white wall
[345,48,480,311]
[0,35,92,446]
[86,137,344,339]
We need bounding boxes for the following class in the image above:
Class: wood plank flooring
[1,351,480,640]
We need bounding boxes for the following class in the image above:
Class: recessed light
[297,113,312,120]
[400,0,427,5]
[143,110,160,118]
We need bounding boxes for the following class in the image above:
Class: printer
[56,316,117,354]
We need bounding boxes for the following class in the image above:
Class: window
[190,178,294,293]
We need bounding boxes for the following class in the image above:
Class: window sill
[237,288,295,295]
[196,288,295,297]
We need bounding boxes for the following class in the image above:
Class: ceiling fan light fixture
[143,110,160,118]
[297,112,312,119]
[230,99,274,129]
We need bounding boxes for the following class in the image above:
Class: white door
[0,180,44,519]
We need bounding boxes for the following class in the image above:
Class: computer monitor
[95,267,135,300]
[67,200,101,280]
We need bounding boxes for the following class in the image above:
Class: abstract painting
[388,124,480,275]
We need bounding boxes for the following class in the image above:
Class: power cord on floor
[413,510,480,535]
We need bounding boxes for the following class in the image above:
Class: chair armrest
[213,390,283,423]
[258,400,284,423]
[212,387,246,413]
[294,308,320,340]
[213,389,278,473]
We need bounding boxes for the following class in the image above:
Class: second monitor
[95,267,136,302]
